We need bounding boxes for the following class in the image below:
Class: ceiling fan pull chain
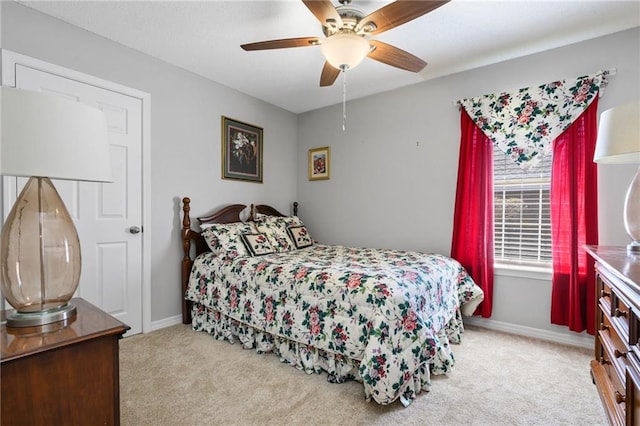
[342,70,347,132]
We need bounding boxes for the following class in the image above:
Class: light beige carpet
[119,324,606,425]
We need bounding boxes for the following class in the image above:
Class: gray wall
[2,1,639,341]
[1,2,298,323]
[297,27,640,342]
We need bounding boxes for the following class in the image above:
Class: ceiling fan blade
[368,40,427,73]
[320,62,340,87]
[357,0,450,35]
[302,0,343,29]
[241,37,321,51]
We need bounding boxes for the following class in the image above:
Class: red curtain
[550,97,599,334]
[451,110,494,318]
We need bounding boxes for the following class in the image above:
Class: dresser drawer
[601,296,632,346]
[602,311,632,355]
[601,279,614,305]
[629,308,640,353]
[599,328,629,398]
[627,354,640,425]
[613,294,632,336]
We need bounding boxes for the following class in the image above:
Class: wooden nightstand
[1,298,130,425]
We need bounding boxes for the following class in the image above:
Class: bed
[180,198,484,406]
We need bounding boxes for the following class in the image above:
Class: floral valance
[459,70,610,170]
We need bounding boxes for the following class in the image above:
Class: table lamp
[594,102,640,252]
[1,86,111,327]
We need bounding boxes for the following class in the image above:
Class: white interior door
[3,60,144,335]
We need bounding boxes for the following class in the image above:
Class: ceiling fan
[241,0,450,87]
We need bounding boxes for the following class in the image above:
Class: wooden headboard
[180,197,298,324]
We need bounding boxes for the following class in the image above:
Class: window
[493,144,552,267]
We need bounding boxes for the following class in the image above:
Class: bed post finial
[182,197,192,260]
[182,197,191,225]
[293,201,298,216]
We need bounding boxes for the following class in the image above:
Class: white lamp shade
[594,102,640,164]
[320,33,370,70]
[1,86,112,182]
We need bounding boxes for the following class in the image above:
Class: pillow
[287,225,314,249]
[201,222,257,259]
[241,233,275,256]
[254,216,297,252]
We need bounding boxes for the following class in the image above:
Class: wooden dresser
[586,246,640,425]
[0,298,130,425]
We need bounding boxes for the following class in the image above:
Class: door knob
[129,226,142,234]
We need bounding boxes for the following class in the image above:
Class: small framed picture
[221,116,263,183]
[308,146,330,181]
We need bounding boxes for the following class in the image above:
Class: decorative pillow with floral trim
[287,225,314,249]
[254,216,299,252]
[201,222,257,259]
[241,233,275,256]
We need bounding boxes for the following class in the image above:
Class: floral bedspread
[185,244,483,406]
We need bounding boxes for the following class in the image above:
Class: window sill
[494,263,552,281]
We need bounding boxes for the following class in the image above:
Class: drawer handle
[614,349,627,359]
[599,323,609,331]
[599,357,611,365]
[601,290,611,298]
[615,391,626,404]
[614,308,628,318]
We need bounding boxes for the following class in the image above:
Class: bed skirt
[191,303,468,406]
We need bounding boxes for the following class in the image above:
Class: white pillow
[201,222,257,259]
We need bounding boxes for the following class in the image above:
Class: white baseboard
[464,317,593,349]
[150,314,183,332]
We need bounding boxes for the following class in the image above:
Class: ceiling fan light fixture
[320,33,370,71]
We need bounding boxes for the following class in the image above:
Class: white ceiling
[19,0,640,114]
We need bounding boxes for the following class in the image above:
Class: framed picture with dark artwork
[308,146,330,181]
[221,116,263,183]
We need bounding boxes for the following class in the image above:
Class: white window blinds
[493,144,552,266]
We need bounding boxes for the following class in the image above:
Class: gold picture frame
[308,146,330,181]
[221,116,263,183]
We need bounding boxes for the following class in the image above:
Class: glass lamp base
[628,241,640,254]
[1,177,82,323]
[6,303,77,327]
[624,166,640,254]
